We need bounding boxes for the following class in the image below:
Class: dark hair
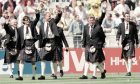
[22,16,30,24]
[123,12,130,17]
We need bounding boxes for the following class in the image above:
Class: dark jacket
[55,27,69,48]
[18,13,40,49]
[39,12,62,48]
[82,12,106,48]
[116,21,139,45]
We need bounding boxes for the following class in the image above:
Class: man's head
[2,11,9,19]
[124,12,130,22]
[10,18,17,28]
[45,12,51,22]
[88,15,96,26]
[120,0,125,5]
[23,16,30,25]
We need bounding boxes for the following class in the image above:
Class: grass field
[0,73,140,84]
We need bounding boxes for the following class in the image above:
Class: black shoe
[10,75,14,78]
[17,71,20,76]
[60,70,64,77]
[52,75,57,79]
[50,74,55,77]
[15,76,23,80]
[101,70,106,79]
[125,72,131,76]
[91,76,97,79]
[32,76,35,80]
[38,75,45,80]
[79,75,88,79]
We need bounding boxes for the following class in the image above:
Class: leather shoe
[50,74,55,77]
[32,76,35,80]
[60,70,64,77]
[79,75,88,79]
[52,75,57,79]
[91,76,97,79]
[125,72,131,76]
[101,70,106,79]
[15,76,23,80]
[38,75,45,80]
[10,75,14,78]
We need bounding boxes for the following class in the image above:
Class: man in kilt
[38,6,62,80]
[50,26,69,79]
[79,7,106,79]
[3,18,20,78]
[116,12,139,76]
[16,12,40,80]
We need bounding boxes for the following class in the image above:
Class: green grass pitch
[0,73,140,84]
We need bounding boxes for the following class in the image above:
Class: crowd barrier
[0,48,140,74]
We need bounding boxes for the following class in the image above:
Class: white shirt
[125,22,129,34]
[44,22,54,38]
[114,4,130,18]
[24,25,33,39]
[134,6,140,21]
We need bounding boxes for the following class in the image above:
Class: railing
[65,29,140,48]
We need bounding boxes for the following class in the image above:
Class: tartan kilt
[52,46,63,62]
[4,48,19,64]
[85,46,105,63]
[121,42,135,59]
[17,47,39,63]
[39,48,53,61]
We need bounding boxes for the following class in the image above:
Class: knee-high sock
[128,58,132,72]
[97,62,104,73]
[8,63,13,76]
[83,61,90,76]
[53,62,57,76]
[92,63,97,76]
[19,63,24,77]
[41,61,46,76]
[32,64,36,77]
[58,61,63,70]
[124,60,129,72]
[50,61,54,74]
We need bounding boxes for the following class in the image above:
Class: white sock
[124,60,129,72]
[97,62,104,73]
[58,61,63,70]
[50,61,54,74]
[128,58,132,72]
[41,61,46,76]
[92,63,97,76]
[83,61,90,76]
[19,63,24,77]
[8,63,13,76]
[53,62,57,76]
[32,64,36,77]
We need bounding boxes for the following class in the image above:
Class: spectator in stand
[114,0,130,19]
[14,0,25,27]
[57,6,73,31]
[113,13,122,29]
[101,13,115,33]
[125,0,136,10]
[24,0,36,21]
[67,15,84,48]
[134,0,140,30]
[88,3,102,19]
[0,1,3,17]
[74,1,87,25]
[3,0,16,12]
